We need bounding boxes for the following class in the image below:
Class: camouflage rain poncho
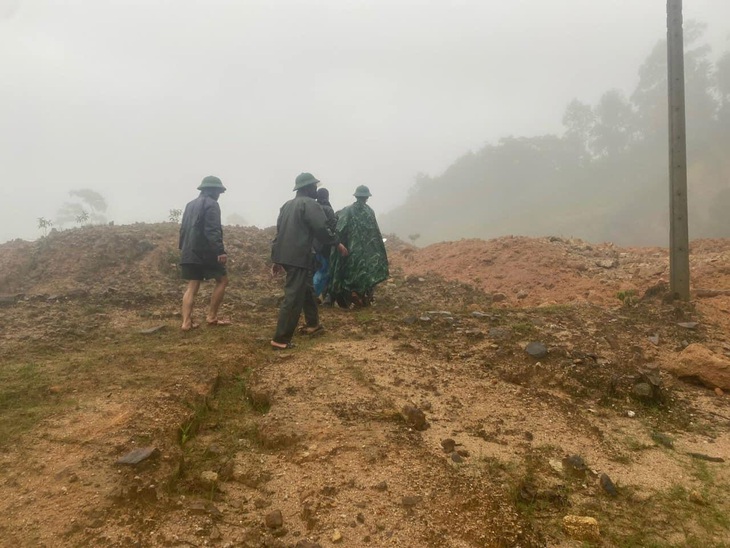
[329,200,389,306]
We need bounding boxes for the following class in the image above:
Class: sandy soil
[0,225,729,547]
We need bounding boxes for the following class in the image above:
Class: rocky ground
[1,224,730,547]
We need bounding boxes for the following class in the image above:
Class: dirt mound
[0,223,277,297]
[390,234,730,306]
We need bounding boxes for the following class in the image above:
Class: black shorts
[181,263,227,281]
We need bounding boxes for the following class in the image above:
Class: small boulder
[562,455,588,477]
[402,405,429,431]
[665,344,730,390]
[265,509,284,529]
[440,438,456,453]
[599,473,618,497]
[525,342,548,359]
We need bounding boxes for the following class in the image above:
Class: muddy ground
[1,224,729,547]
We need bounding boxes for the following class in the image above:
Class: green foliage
[617,290,637,307]
[0,362,70,445]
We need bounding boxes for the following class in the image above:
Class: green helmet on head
[353,185,372,198]
[293,172,320,191]
[198,175,226,193]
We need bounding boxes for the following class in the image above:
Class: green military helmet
[353,185,372,197]
[293,172,320,191]
[197,175,226,193]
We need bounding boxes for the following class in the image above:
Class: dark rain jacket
[329,200,389,295]
[271,195,338,269]
[179,193,225,265]
[313,201,337,256]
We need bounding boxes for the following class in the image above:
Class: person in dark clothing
[270,173,348,350]
[329,185,389,308]
[179,175,230,331]
[313,187,337,300]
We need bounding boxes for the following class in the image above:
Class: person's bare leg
[182,280,201,330]
[207,275,229,324]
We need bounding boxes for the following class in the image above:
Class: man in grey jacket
[270,172,347,349]
[179,175,230,331]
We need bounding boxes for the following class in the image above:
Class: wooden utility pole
[667,0,689,301]
[667,0,690,301]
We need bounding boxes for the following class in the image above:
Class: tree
[631,21,717,146]
[382,22,730,245]
[169,209,182,223]
[75,210,89,225]
[590,90,637,158]
[562,99,596,163]
[56,189,108,227]
[37,217,53,237]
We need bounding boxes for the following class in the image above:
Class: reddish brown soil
[1,226,729,547]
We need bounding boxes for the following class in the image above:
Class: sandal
[271,340,296,350]
[207,318,232,327]
[181,323,200,332]
[298,324,325,336]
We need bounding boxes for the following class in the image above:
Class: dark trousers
[273,265,319,344]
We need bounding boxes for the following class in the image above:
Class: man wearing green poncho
[329,185,389,308]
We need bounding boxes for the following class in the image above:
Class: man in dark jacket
[270,173,348,349]
[179,175,230,331]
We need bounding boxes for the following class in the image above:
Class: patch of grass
[0,362,70,445]
[593,481,730,546]
[689,460,713,483]
[178,395,215,447]
[345,364,370,385]
[355,310,375,324]
[623,435,654,453]
[617,290,637,307]
[477,455,514,477]
[511,322,537,337]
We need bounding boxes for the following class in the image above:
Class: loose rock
[402,405,429,431]
[116,447,160,465]
[665,344,730,390]
[563,515,600,542]
[440,438,456,453]
[599,473,618,497]
[525,342,548,359]
[265,509,284,529]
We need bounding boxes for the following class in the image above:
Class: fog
[1,0,729,244]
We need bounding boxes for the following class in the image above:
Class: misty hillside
[382,26,730,246]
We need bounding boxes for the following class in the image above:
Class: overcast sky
[1,0,729,243]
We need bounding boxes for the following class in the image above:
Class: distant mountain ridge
[382,28,730,246]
